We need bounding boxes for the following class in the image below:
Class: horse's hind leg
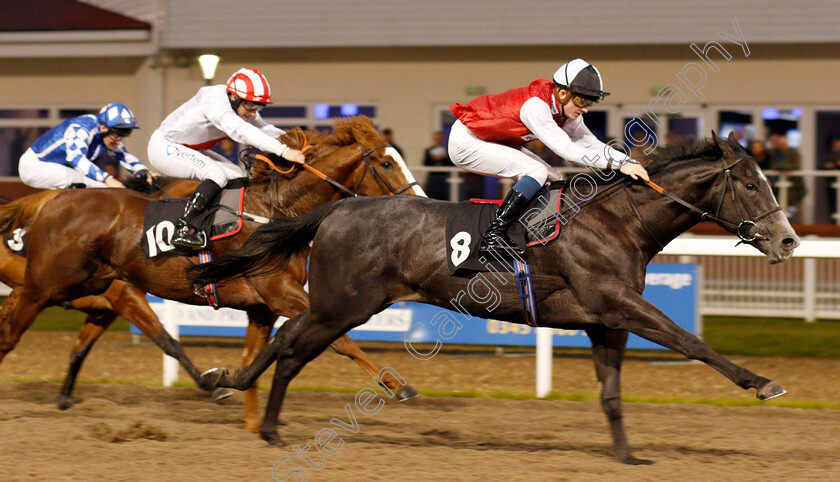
[201,308,364,443]
[272,275,420,402]
[259,309,361,445]
[57,310,117,409]
[329,334,420,401]
[586,326,653,465]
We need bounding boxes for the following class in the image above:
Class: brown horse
[0,183,233,406]
[0,116,421,431]
[0,181,417,412]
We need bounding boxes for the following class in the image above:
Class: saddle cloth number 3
[450,231,471,267]
[145,220,176,258]
[6,228,26,252]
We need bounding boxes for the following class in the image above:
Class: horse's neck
[626,159,723,254]
[244,171,344,218]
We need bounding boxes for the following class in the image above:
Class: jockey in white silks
[147,68,305,250]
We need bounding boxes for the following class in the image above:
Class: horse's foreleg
[0,287,48,365]
[586,287,781,399]
[242,308,275,433]
[57,310,117,409]
[0,247,25,287]
[586,326,653,465]
[203,308,311,392]
[105,282,211,391]
[329,334,419,401]
[0,288,24,364]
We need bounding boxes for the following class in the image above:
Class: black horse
[192,133,799,464]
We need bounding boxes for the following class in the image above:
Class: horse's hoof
[757,380,787,400]
[56,396,74,410]
[212,387,234,402]
[200,367,228,388]
[396,385,421,402]
[619,455,654,465]
[260,430,285,446]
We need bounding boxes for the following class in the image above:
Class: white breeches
[447,120,559,185]
[18,148,108,189]
[147,130,245,187]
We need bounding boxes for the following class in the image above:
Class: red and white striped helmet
[225,68,273,104]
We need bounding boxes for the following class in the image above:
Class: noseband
[630,157,781,248]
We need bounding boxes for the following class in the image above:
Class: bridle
[624,156,782,249]
[244,142,418,218]
[351,143,419,196]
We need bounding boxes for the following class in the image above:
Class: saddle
[445,181,566,275]
[141,179,250,259]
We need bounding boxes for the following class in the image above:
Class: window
[260,103,378,132]
[0,106,98,177]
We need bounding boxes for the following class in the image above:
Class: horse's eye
[746,183,756,191]
[382,161,393,169]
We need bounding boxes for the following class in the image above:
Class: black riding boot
[171,180,222,250]
[171,192,209,250]
[479,188,532,257]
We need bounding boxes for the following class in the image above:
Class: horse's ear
[710,130,734,157]
[727,131,739,143]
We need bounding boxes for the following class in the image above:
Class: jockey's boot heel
[479,188,530,257]
[171,191,209,250]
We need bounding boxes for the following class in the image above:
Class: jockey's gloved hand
[105,176,126,189]
[620,161,650,182]
[134,169,154,185]
[282,148,306,164]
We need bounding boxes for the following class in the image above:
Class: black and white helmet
[553,59,610,102]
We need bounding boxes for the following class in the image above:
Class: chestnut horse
[0,180,418,412]
[193,133,799,462]
[0,116,422,431]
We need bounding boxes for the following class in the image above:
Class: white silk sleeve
[200,89,289,157]
[520,97,618,170]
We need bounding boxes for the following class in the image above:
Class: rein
[151,178,174,199]
[253,152,357,198]
[635,157,781,246]
[253,142,418,197]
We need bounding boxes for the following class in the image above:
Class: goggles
[107,127,133,140]
[241,100,266,112]
[570,94,595,109]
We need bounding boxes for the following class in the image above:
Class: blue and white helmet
[97,103,139,129]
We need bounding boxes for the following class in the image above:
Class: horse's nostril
[782,237,798,249]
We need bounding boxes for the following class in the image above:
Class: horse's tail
[0,190,63,233]
[189,201,341,285]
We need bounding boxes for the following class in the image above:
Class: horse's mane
[642,135,739,175]
[249,115,383,182]
[279,115,381,152]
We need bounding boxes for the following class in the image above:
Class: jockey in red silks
[448,58,650,256]
[147,68,305,250]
